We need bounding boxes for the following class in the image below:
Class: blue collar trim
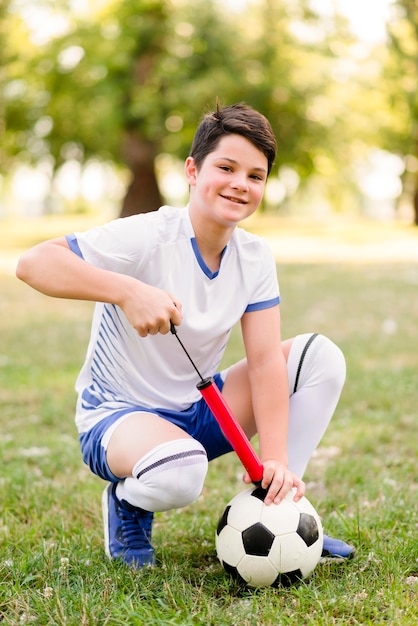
[190,237,227,279]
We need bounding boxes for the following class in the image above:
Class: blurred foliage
[1,0,417,219]
[385,0,418,223]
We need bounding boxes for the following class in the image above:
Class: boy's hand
[243,460,305,505]
[119,279,182,337]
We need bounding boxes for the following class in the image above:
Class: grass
[1,215,417,625]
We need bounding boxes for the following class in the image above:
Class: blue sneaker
[102,483,155,568]
[321,534,355,561]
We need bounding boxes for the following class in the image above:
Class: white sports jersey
[66,205,280,433]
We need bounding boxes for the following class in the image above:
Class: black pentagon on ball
[242,522,275,556]
[222,561,247,586]
[216,505,231,535]
[272,569,304,587]
[250,485,268,502]
[296,512,319,547]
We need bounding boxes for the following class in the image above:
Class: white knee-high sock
[286,333,346,478]
[116,439,208,512]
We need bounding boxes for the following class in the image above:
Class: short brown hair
[189,102,277,176]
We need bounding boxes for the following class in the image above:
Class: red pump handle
[197,377,264,484]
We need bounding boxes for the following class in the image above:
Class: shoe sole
[102,484,112,560]
[320,552,355,563]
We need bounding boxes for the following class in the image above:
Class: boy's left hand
[243,460,305,505]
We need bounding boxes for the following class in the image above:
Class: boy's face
[185,134,268,227]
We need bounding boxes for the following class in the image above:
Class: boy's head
[189,102,277,176]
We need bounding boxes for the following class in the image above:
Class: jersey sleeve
[65,214,153,276]
[244,238,280,312]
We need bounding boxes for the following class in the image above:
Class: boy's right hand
[119,279,182,337]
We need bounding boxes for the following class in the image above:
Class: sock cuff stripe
[293,333,319,394]
[135,449,207,479]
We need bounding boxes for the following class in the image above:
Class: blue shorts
[79,373,233,482]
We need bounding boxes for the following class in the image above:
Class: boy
[16,102,354,568]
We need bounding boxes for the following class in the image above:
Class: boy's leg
[286,333,354,560]
[220,333,345,479]
[100,411,209,567]
[285,333,346,478]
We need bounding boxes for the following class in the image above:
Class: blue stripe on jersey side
[93,332,125,372]
[245,296,280,312]
[96,308,131,375]
[82,303,133,408]
[103,307,122,340]
[97,328,124,365]
[90,352,110,385]
[109,304,134,342]
[65,234,84,258]
[91,344,124,395]
[101,309,127,363]
[90,338,123,392]
[81,387,101,408]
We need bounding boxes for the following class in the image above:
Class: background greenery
[1,0,418,221]
[1,216,417,625]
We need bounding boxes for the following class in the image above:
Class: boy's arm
[241,306,304,504]
[16,237,182,335]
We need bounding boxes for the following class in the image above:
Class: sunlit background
[1,0,417,224]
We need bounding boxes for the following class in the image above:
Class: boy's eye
[217,164,265,182]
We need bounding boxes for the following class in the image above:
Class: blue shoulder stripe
[66,233,84,259]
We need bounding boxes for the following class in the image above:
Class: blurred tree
[29,0,171,215]
[230,1,339,190]
[0,0,38,170]
[1,0,351,215]
[0,0,10,170]
[385,0,418,224]
[3,0,251,215]
[1,0,399,219]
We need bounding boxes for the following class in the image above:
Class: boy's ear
[185,157,198,185]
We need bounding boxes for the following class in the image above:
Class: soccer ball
[215,486,323,587]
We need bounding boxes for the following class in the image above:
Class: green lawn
[0,216,417,625]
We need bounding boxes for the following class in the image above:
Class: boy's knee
[123,439,208,512]
[289,333,346,393]
[317,334,346,388]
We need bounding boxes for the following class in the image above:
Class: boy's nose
[230,175,248,191]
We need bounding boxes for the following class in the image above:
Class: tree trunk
[119,130,162,217]
[413,185,418,226]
